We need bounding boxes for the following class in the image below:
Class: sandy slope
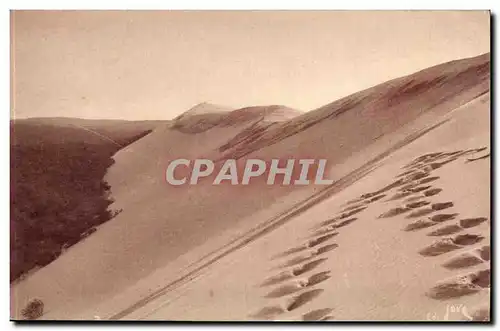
[10,53,490,320]
[124,92,490,321]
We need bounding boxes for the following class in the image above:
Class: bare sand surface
[123,93,490,321]
[10,54,490,321]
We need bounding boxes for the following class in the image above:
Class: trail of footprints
[249,147,489,321]
[250,197,372,320]
[377,148,491,320]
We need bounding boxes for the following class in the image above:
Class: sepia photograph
[9,10,491,322]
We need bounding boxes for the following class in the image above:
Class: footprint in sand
[466,153,490,162]
[378,207,411,218]
[432,202,454,211]
[308,233,339,248]
[265,271,331,298]
[477,245,491,261]
[406,201,431,209]
[314,243,339,255]
[302,308,333,321]
[442,245,490,270]
[427,269,490,300]
[286,289,325,311]
[250,306,286,320]
[423,188,442,197]
[419,233,485,257]
[307,271,331,286]
[460,217,488,229]
[292,258,328,276]
[317,217,357,231]
[430,213,459,223]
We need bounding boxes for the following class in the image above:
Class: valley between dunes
[11,53,490,321]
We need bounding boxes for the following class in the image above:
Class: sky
[11,10,490,120]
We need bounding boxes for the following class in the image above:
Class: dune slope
[10,53,490,320]
[135,92,490,321]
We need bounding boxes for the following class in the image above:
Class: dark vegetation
[21,298,44,320]
[10,118,167,282]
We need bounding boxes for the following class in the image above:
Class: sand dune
[170,102,234,133]
[10,53,490,321]
[124,91,489,321]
